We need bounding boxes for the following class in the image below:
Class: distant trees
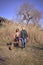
[17,3,41,25]
[0,17,5,26]
[0,17,11,27]
[0,17,5,22]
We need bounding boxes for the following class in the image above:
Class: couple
[14,27,28,48]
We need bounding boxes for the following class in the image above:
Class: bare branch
[17,3,42,26]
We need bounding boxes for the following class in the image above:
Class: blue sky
[0,0,43,27]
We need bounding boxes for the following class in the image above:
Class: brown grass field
[0,21,43,65]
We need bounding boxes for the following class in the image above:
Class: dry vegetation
[0,20,43,46]
[0,20,43,65]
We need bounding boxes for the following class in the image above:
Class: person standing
[20,27,28,48]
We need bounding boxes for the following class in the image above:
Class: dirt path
[0,45,43,65]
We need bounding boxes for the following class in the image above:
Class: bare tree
[17,3,41,25]
[30,9,41,25]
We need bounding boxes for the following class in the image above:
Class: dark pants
[14,37,19,47]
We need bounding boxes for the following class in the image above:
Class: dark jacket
[20,30,28,38]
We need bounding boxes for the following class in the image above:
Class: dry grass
[0,21,43,65]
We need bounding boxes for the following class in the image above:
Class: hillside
[0,17,43,65]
